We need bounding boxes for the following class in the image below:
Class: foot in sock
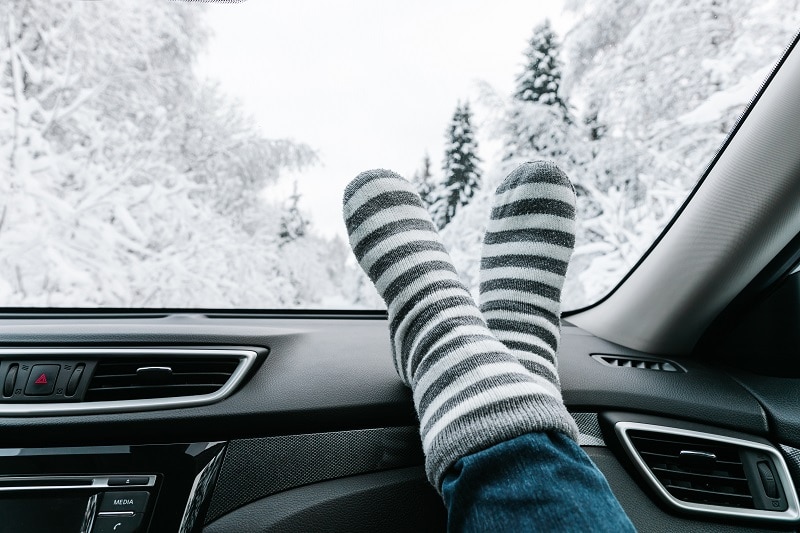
[342,168,577,490]
[480,161,576,391]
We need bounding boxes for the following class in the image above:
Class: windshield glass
[2,0,797,310]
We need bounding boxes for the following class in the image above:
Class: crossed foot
[342,161,578,489]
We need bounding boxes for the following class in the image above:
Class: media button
[99,491,149,513]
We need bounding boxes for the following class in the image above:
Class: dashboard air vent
[592,354,684,372]
[0,348,261,415]
[628,430,754,508]
[86,357,240,402]
[616,422,800,523]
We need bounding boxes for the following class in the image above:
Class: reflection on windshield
[0,1,796,309]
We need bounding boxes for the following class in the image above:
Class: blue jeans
[441,431,636,532]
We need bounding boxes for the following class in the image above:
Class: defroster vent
[591,354,684,372]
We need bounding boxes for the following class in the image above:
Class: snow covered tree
[503,21,572,162]
[0,0,352,309]
[279,181,309,245]
[441,0,800,310]
[583,102,607,142]
[433,102,482,229]
[515,20,568,111]
[411,153,437,209]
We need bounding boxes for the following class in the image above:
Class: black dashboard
[0,315,796,532]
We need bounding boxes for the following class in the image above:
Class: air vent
[628,431,754,508]
[616,422,800,523]
[591,354,684,372]
[85,357,240,402]
[0,348,261,416]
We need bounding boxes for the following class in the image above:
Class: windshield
[1,0,797,310]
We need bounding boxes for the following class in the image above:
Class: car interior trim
[0,474,157,492]
[780,444,800,489]
[204,426,425,524]
[205,414,606,526]
[179,442,226,533]
[572,412,606,446]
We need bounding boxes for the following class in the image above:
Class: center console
[0,442,225,533]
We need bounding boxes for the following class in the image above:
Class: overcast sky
[198,1,570,239]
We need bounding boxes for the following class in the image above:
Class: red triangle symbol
[34,373,48,385]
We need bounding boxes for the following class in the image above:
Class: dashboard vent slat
[627,429,754,509]
[666,485,754,507]
[86,357,240,402]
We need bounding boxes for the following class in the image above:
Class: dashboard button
[3,364,18,397]
[24,364,59,396]
[92,514,143,533]
[66,363,85,396]
[108,477,149,487]
[99,491,149,513]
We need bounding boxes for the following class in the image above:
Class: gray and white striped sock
[343,168,578,491]
[480,161,576,393]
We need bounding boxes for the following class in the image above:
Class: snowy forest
[426,0,800,309]
[2,0,799,309]
[0,1,353,307]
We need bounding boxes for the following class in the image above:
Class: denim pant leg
[441,431,636,532]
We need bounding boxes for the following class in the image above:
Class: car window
[1,0,797,310]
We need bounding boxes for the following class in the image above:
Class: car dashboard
[0,314,797,532]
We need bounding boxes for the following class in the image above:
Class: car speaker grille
[628,431,753,508]
[85,358,240,401]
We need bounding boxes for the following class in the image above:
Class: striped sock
[342,168,578,491]
[480,161,576,394]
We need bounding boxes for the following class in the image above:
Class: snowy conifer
[433,102,482,229]
[503,21,572,162]
[411,153,437,209]
[515,20,567,112]
[279,182,309,245]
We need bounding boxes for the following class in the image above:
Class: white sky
[198,1,570,239]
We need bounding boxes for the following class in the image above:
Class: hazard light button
[24,364,60,396]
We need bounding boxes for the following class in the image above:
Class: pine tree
[411,152,437,208]
[515,20,567,111]
[434,102,482,229]
[279,181,308,245]
[503,21,572,162]
[584,110,607,142]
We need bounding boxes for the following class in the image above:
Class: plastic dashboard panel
[0,314,792,532]
[727,369,800,448]
[0,316,770,447]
